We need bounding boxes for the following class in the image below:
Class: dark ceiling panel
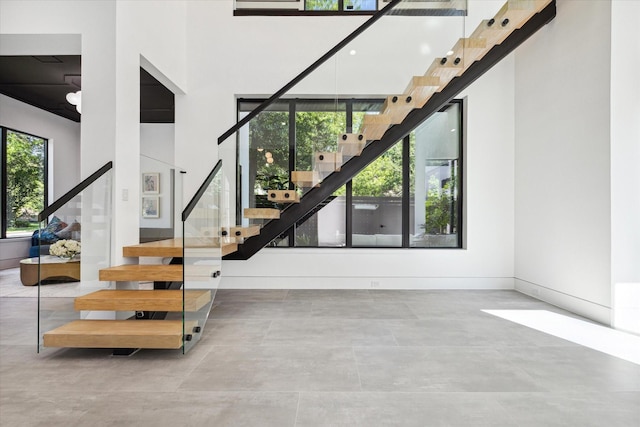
[0,56,175,123]
[140,68,174,123]
[0,55,82,122]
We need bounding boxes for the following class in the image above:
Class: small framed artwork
[142,172,160,194]
[142,196,160,218]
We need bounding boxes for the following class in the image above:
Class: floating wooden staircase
[225,0,556,260]
[43,238,237,351]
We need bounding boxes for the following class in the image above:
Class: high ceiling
[0,55,174,123]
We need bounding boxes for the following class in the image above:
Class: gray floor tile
[386,316,578,347]
[1,284,638,425]
[215,289,289,302]
[354,346,544,392]
[209,301,313,319]
[199,318,273,345]
[1,390,299,427]
[497,391,640,427]
[296,392,516,427]
[178,345,361,392]
[310,301,418,320]
[263,318,398,346]
[497,346,640,391]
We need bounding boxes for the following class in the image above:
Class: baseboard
[0,258,21,270]
[220,276,515,290]
[514,278,612,326]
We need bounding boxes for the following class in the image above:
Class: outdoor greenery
[422,173,457,235]
[250,109,414,199]
[5,130,45,233]
[305,0,377,11]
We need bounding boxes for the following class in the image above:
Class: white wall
[140,123,176,229]
[1,0,188,268]
[514,0,613,324]
[177,1,503,198]
[610,0,640,333]
[0,95,81,267]
[175,1,516,289]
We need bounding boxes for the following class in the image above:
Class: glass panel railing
[181,160,223,353]
[140,154,185,242]
[230,0,471,233]
[36,162,113,352]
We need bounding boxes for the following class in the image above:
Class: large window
[1,127,47,238]
[238,98,462,248]
[305,0,377,12]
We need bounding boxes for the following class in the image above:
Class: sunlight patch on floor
[483,309,640,365]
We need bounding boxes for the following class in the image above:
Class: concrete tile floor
[1,286,639,426]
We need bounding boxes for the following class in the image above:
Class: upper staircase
[224,0,557,260]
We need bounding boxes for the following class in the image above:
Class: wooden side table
[20,256,81,286]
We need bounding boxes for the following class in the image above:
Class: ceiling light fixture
[66,90,82,114]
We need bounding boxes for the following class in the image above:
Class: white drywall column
[610,0,640,333]
[514,0,613,323]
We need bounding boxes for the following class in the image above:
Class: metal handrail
[217,0,403,145]
[38,162,113,222]
[181,160,222,221]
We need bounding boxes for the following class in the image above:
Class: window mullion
[402,135,410,248]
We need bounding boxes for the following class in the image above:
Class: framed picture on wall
[142,196,160,218]
[142,172,160,194]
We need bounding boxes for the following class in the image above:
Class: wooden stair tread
[448,37,489,68]
[338,133,368,154]
[243,208,281,219]
[290,171,321,188]
[381,95,417,124]
[43,319,196,349]
[494,0,548,30]
[425,57,464,86]
[123,238,238,258]
[227,225,261,238]
[404,76,441,108]
[74,289,211,312]
[123,238,183,258]
[99,264,183,282]
[267,190,300,203]
[222,242,238,257]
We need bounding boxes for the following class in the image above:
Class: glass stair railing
[218,0,556,260]
[36,162,114,352]
[181,160,226,353]
[38,159,221,355]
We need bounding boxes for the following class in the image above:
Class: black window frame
[237,97,463,249]
[1,126,49,239]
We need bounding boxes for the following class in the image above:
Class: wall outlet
[370,281,380,288]
[122,188,129,201]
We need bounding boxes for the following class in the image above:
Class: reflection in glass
[410,102,461,247]
[352,142,403,247]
